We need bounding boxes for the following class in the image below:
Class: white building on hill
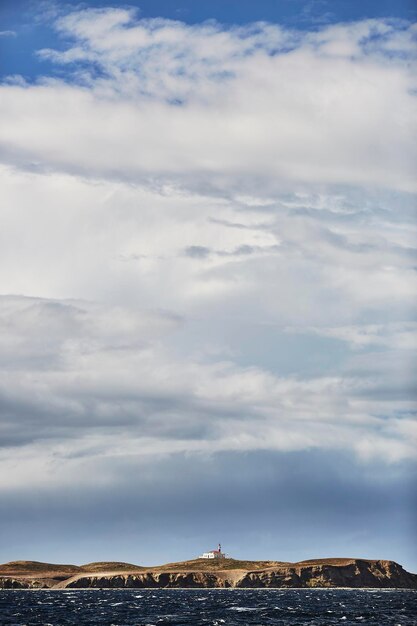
[199,543,226,559]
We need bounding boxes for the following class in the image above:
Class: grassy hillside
[0,561,81,577]
[0,556,390,578]
[80,562,145,572]
[150,558,289,571]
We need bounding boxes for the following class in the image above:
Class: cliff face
[0,578,54,589]
[1,558,416,590]
[60,571,233,589]
[235,560,417,589]
[54,560,417,590]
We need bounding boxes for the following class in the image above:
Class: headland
[1,557,416,589]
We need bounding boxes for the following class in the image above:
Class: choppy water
[0,588,416,625]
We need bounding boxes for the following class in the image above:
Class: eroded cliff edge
[1,558,416,589]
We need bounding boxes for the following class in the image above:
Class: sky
[0,0,416,571]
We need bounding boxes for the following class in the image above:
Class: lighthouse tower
[199,543,226,559]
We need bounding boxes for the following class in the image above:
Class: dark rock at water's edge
[1,558,416,590]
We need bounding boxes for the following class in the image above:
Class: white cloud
[0,292,415,491]
[0,9,416,491]
[0,13,415,192]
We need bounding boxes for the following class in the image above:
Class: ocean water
[0,588,416,625]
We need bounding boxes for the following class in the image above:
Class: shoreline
[2,587,417,592]
[2,558,416,591]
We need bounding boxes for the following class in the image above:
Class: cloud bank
[1,11,416,192]
[0,7,416,564]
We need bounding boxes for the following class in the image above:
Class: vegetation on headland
[0,557,416,590]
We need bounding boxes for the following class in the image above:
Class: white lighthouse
[199,543,226,559]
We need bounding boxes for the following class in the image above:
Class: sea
[0,588,416,625]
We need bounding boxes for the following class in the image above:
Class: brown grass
[0,561,81,578]
[0,556,379,579]
[80,562,145,572]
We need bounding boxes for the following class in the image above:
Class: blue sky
[0,1,416,571]
[1,0,417,79]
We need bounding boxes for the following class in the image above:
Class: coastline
[1,558,416,591]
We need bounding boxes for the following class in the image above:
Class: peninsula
[1,557,416,589]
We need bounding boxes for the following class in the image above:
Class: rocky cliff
[234,559,417,588]
[1,558,416,590]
